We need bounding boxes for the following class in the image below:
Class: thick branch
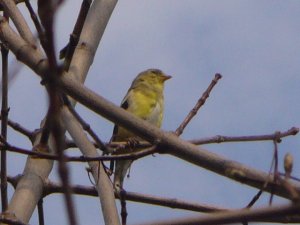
[1,2,300,223]
[61,107,120,225]
[1,0,36,45]
[7,175,300,224]
[0,17,299,199]
[0,0,24,11]
[140,203,300,225]
[0,16,47,75]
[57,74,300,200]
[0,0,118,223]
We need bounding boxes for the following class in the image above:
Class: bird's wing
[110,93,130,142]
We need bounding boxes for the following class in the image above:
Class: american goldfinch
[111,69,171,190]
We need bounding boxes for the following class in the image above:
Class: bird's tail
[113,159,133,191]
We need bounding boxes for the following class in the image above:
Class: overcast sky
[5,1,300,224]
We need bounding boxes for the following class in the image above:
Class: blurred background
[3,0,300,224]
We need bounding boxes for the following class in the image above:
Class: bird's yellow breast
[128,89,163,124]
[113,88,163,142]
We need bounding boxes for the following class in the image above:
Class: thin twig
[189,127,299,145]
[139,203,300,225]
[0,26,9,211]
[63,127,300,149]
[65,96,111,154]
[24,0,44,38]
[175,73,222,136]
[269,138,280,205]
[246,141,278,208]
[0,138,157,162]
[37,199,45,225]
[120,190,127,225]
[37,0,61,68]
[60,0,92,70]
[35,178,229,213]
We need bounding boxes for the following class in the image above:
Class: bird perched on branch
[110,69,171,191]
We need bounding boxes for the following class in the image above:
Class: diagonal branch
[60,0,92,70]
[0,3,300,223]
[4,118,35,142]
[1,13,295,200]
[140,203,300,225]
[175,73,222,136]
[57,74,300,200]
[7,175,300,224]
[61,107,120,225]
[7,175,229,213]
[1,0,36,45]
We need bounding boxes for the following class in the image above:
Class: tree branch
[7,175,300,224]
[1,0,36,45]
[61,107,121,225]
[57,74,300,200]
[7,175,229,213]
[140,203,300,225]
[1,28,9,211]
[0,0,119,223]
[175,73,222,136]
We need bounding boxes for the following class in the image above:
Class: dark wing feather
[110,99,129,142]
[110,99,130,170]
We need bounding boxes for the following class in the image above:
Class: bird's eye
[150,69,160,75]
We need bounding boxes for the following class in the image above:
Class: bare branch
[37,178,228,213]
[0,136,157,163]
[140,203,300,225]
[0,0,118,223]
[175,73,222,136]
[0,0,24,10]
[60,0,92,70]
[57,74,300,200]
[5,118,35,142]
[0,217,29,225]
[9,176,298,223]
[1,0,36,45]
[1,30,9,211]
[62,107,121,225]
[24,0,43,40]
[37,199,45,225]
[65,97,111,154]
[0,16,47,75]
[189,127,299,145]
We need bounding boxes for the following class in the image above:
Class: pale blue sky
[4,1,300,224]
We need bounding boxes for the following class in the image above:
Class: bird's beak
[162,75,172,81]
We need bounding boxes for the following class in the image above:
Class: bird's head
[132,69,172,90]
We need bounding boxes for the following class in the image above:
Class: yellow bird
[111,69,171,190]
